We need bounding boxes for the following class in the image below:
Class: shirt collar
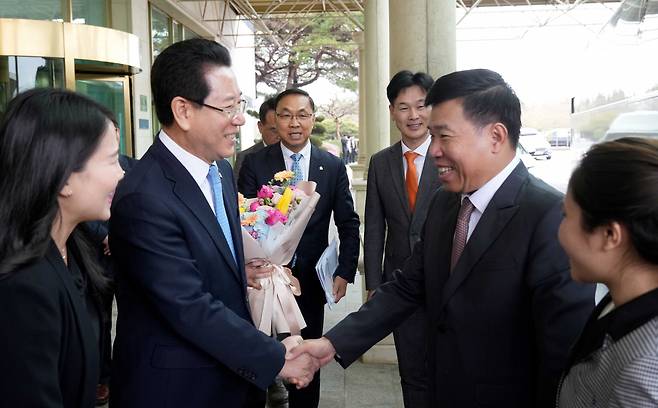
[401,135,431,157]
[568,288,658,366]
[159,130,216,185]
[463,156,520,213]
[280,140,312,160]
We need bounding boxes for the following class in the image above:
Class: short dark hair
[0,88,114,287]
[258,97,277,123]
[386,70,434,104]
[151,38,232,126]
[569,137,658,265]
[425,69,522,148]
[275,88,315,112]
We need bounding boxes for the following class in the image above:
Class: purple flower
[249,201,260,212]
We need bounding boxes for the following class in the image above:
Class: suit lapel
[308,145,327,186]
[412,153,439,226]
[153,141,242,282]
[267,143,287,176]
[219,161,246,287]
[46,242,96,385]
[387,143,411,218]
[439,163,527,310]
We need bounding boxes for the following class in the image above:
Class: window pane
[72,0,108,26]
[0,56,64,116]
[151,6,171,60]
[17,57,65,92]
[173,20,183,43]
[0,56,18,117]
[0,0,62,21]
[183,26,200,40]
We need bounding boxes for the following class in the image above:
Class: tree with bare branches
[320,96,358,140]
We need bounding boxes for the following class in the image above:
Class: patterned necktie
[450,196,475,272]
[207,164,236,262]
[291,153,303,185]
[404,151,420,212]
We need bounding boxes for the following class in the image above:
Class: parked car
[517,143,535,169]
[545,128,573,147]
[519,128,552,159]
[603,111,658,141]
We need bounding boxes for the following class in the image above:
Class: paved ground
[104,272,403,408]
[316,273,404,408]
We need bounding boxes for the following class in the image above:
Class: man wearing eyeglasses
[239,88,360,408]
[108,40,319,408]
[234,97,279,179]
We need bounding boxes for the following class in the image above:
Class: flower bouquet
[239,170,320,336]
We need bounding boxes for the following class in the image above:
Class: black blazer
[0,241,98,408]
[363,141,441,290]
[109,137,285,408]
[326,162,595,408]
[238,142,360,298]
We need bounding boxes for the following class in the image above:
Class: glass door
[76,75,133,156]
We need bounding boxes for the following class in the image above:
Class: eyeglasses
[276,112,314,123]
[192,99,247,119]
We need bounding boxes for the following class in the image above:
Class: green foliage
[255,15,360,92]
[312,123,327,135]
[310,135,324,148]
[323,119,358,136]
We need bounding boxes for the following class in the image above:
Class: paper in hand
[315,239,339,309]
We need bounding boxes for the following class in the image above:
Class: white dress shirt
[401,135,431,186]
[462,155,521,241]
[159,130,222,215]
[281,141,312,182]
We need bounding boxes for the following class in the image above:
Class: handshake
[278,335,337,388]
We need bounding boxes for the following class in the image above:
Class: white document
[315,239,339,309]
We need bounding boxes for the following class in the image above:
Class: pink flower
[265,209,288,226]
[257,185,274,199]
[249,201,260,212]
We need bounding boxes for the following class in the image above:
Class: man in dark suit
[233,97,279,178]
[364,70,439,408]
[109,39,317,408]
[238,88,360,408]
[290,69,595,408]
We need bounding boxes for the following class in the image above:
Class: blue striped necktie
[207,164,236,262]
[291,153,303,185]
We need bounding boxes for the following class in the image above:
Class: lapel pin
[319,166,324,171]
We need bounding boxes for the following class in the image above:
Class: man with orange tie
[363,70,440,408]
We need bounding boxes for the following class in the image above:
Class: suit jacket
[364,141,441,290]
[0,241,98,408]
[233,141,265,180]
[109,137,285,408]
[238,142,360,300]
[326,162,595,408]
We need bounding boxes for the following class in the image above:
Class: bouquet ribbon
[247,264,306,336]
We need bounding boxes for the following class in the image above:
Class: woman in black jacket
[0,88,124,407]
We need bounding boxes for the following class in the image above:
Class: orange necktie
[404,151,420,212]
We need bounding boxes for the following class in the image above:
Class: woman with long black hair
[0,88,124,407]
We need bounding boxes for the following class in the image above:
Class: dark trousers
[287,288,325,408]
[392,307,430,408]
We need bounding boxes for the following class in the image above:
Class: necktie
[207,164,236,262]
[450,196,475,272]
[404,151,420,212]
[291,153,303,185]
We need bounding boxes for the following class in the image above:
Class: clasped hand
[279,336,337,389]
